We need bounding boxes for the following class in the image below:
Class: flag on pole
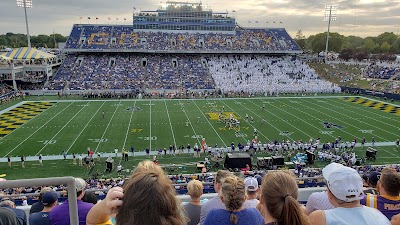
[108,17,111,20]
[116,18,119,20]
[133,7,136,10]
[248,21,251,23]
[273,21,276,23]
[280,21,283,24]
[255,21,259,23]
[79,16,82,19]
[88,17,91,19]
[232,10,236,12]
[96,17,98,20]
[266,21,269,23]
[124,18,127,20]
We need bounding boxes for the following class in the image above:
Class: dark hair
[261,171,311,225]
[82,191,97,204]
[116,171,185,225]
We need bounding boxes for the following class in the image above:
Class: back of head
[379,168,400,196]
[261,171,310,225]
[215,170,232,184]
[82,191,98,204]
[187,180,203,198]
[117,171,185,225]
[133,160,165,175]
[75,178,87,197]
[220,176,246,225]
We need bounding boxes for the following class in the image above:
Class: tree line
[0,33,68,49]
[295,30,400,60]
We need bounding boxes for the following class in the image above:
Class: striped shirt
[361,194,400,220]
[305,191,335,215]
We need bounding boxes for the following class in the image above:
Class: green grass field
[0,95,399,180]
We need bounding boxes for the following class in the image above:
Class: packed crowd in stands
[0,83,13,96]
[364,64,400,80]
[1,160,399,225]
[46,54,215,91]
[65,25,301,52]
[207,55,341,95]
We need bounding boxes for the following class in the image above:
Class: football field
[0,95,399,166]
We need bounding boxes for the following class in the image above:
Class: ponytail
[230,211,238,225]
[281,195,310,225]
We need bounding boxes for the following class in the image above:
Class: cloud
[0,0,398,38]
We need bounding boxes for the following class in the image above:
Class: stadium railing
[0,177,79,225]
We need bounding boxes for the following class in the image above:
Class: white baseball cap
[322,163,364,202]
[244,177,258,191]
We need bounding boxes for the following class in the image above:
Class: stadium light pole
[324,5,338,63]
[17,0,32,48]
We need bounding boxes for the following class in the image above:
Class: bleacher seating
[64,25,301,52]
[365,64,400,79]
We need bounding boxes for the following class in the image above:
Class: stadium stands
[364,64,400,79]
[64,25,301,52]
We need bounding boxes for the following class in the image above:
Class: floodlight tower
[324,5,338,63]
[17,0,32,48]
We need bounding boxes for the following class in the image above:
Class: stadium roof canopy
[2,47,56,61]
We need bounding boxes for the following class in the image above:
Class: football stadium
[0,1,399,224]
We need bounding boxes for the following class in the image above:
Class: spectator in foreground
[86,171,185,225]
[202,175,264,225]
[305,189,334,215]
[0,207,19,225]
[392,214,400,225]
[361,168,400,220]
[199,170,232,224]
[309,163,390,225]
[30,187,53,214]
[50,178,94,225]
[363,171,380,194]
[29,191,58,225]
[259,171,311,225]
[243,176,260,208]
[184,180,203,225]
[0,200,27,225]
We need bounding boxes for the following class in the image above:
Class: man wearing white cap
[243,177,260,208]
[309,163,390,225]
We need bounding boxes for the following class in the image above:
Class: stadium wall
[341,86,400,100]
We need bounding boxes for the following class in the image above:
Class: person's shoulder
[309,210,326,225]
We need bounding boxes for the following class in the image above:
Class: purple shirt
[49,200,93,225]
[361,194,400,220]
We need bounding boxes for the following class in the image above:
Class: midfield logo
[322,122,344,129]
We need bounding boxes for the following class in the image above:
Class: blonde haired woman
[202,176,264,225]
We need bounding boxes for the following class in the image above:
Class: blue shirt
[202,208,264,225]
[29,212,51,225]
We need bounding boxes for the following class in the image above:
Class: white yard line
[218,99,269,142]
[94,100,122,153]
[122,101,137,149]
[65,101,106,153]
[192,100,227,147]
[3,102,74,157]
[246,99,312,139]
[178,99,202,146]
[328,98,400,126]
[298,99,399,158]
[164,100,177,149]
[149,100,152,150]
[269,99,339,139]
[302,99,393,141]
[35,102,88,156]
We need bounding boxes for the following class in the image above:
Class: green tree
[362,38,376,52]
[294,29,307,50]
[380,41,391,52]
